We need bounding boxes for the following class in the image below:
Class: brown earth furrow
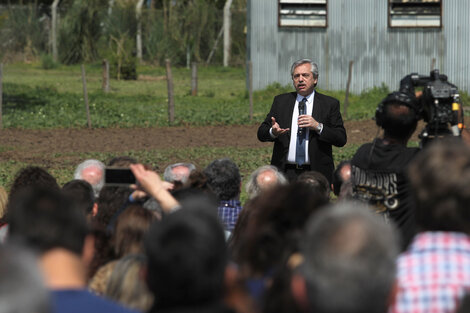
[0,119,428,163]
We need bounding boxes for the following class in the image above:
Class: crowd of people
[2,57,470,313]
[1,134,470,313]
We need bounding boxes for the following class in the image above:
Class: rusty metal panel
[248,0,470,93]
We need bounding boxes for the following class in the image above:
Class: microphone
[298,99,306,136]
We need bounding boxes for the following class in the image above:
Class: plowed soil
[0,119,425,165]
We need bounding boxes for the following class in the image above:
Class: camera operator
[351,70,470,250]
[350,91,420,250]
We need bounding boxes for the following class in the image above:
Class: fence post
[102,59,110,93]
[0,64,3,129]
[248,61,253,122]
[191,62,198,96]
[344,60,354,119]
[165,59,175,124]
[81,64,92,129]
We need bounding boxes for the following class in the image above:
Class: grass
[5,63,468,129]
[3,63,252,128]
[4,62,436,129]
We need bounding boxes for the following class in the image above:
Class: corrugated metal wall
[248,0,470,93]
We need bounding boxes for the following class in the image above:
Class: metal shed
[247,0,470,93]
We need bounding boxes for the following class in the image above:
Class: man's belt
[285,164,310,170]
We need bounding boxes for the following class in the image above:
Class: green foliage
[317,83,390,120]
[142,3,219,65]
[229,9,247,66]
[102,2,138,80]
[59,0,107,64]
[461,92,470,116]
[0,4,47,58]
[2,2,246,66]
[40,54,60,70]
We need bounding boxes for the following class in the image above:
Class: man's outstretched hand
[271,117,289,137]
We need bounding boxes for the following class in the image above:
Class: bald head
[339,163,351,182]
[74,159,105,198]
[246,165,288,199]
[171,166,191,182]
[256,169,278,191]
[81,166,103,187]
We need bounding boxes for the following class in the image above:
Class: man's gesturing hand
[271,117,290,137]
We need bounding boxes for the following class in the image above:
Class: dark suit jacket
[257,91,347,182]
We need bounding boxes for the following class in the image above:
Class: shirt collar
[296,90,315,104]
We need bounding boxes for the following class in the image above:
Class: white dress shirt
[287,92,315,164]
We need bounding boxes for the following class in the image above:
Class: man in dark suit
[257,59,346,182]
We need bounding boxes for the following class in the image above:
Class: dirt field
[0,119,425,165]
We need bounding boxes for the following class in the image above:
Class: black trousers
[283,164,311,182]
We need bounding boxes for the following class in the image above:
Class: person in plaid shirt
[204,158,242,233]
[390,138,470,313]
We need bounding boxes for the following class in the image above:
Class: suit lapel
[312,91,324,121]
[284,92,297,128]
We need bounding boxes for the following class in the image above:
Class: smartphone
[105,167,136,186]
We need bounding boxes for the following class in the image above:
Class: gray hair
[291,59,319,79]
[74,159,105,198]
[0,245,51,313]
[163,163,196,184]
[245,165,288,199]
[301,201,398,313]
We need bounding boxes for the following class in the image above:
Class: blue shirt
[51,289,138,313]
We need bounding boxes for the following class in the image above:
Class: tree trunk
[51,0,60,62]
[136,0,145,62]
[108,0,115,16]
[223,0,233,67]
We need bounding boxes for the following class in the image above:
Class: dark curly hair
[203,158,241,201]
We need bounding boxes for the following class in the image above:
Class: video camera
[398,69,463,145]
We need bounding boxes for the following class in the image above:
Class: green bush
[40,54,59,70]
[59,0,106,64]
